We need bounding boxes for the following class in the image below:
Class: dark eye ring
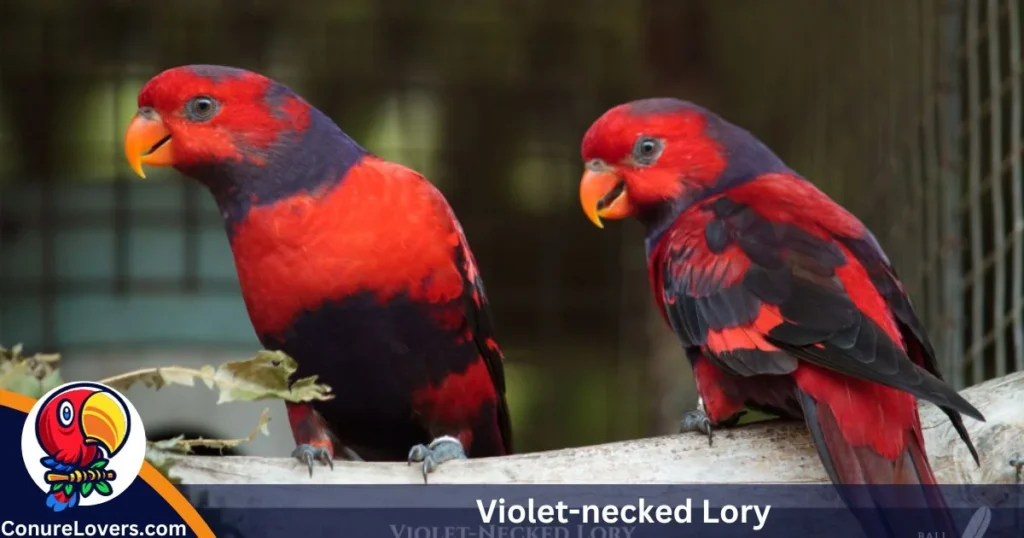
[632,136,663,164]
[57,399,74,427]
[186,96,219,121]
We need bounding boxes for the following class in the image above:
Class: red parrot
[577,99,983,532]
[35,385,128,512]
[123,65,512,480]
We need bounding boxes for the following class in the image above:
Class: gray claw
[679,398,747,448]
[679,407,714,446]
[292,443,334,478]
[1010,453,1023,485]
[407,436,466,484]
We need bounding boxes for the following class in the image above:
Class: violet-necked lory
[577,98,983,535]
[123,65,512,481]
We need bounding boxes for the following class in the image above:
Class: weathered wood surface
[170,371,1024,485]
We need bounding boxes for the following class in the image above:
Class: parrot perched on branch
[123,65,512,480]
[35,385,128,512]
[577,98,984,534]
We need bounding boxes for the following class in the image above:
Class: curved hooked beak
[579,165,634,228]
[124,110,175,179]
[80,390,130,457]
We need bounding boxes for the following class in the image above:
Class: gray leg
[291,443,334,478]
[679,397,714,446]
[678,397,746,447]
[407,436,467,484]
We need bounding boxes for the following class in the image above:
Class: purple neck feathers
[641,113,792,256]
[180,94,367,235]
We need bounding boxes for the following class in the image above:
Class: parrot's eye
[57,399,74,427]
[185,96,220,122]
[632,136,663,166]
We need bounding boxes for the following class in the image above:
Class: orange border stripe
[0,390,216,538]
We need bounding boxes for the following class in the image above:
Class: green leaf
[81,482,93,497]
[63,483,72,496]
[50,482,62,493]
[98,350,333,404]
[90,459,107,469]
[94,481,111,496]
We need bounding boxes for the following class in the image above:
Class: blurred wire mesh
[0,0,1020,454]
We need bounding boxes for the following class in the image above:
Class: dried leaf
[148,407,272,455]
[211,351,332,404]
[149,434,188,453]
[144,449,181,485]
[145,408,272,483]
[157,367,199,388]
[199,365,216,389]
[39,368,63,395]
[0,345,64,399]
[99,350,333,404]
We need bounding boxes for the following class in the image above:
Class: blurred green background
[0,0,1021,458]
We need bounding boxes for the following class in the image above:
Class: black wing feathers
[660,197,983,425]
[454,240,513,455]
[838,234,980,464]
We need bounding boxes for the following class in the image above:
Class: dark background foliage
[0,0,1020,456]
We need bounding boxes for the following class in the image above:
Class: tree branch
[170,372,1024,485]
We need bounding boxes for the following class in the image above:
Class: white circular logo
[20,381,147,512]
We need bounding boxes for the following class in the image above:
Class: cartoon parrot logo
[20,382,147,512]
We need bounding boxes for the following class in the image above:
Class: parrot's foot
[407,435,466,484]
[1010,453,1022,485]
[678,398,745,447]
[679,406,714,445]
[291,443,334,478]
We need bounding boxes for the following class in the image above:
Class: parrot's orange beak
[124,110,174,179]
[579,166,634,228]
[81,390,130,457]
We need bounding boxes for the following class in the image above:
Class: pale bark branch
[169,371,1024,485]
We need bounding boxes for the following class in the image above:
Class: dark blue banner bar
[182,484,1024,538]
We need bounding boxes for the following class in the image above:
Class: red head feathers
[124,65,366,225]
[125,65,311,174]
[578,98,788,232]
